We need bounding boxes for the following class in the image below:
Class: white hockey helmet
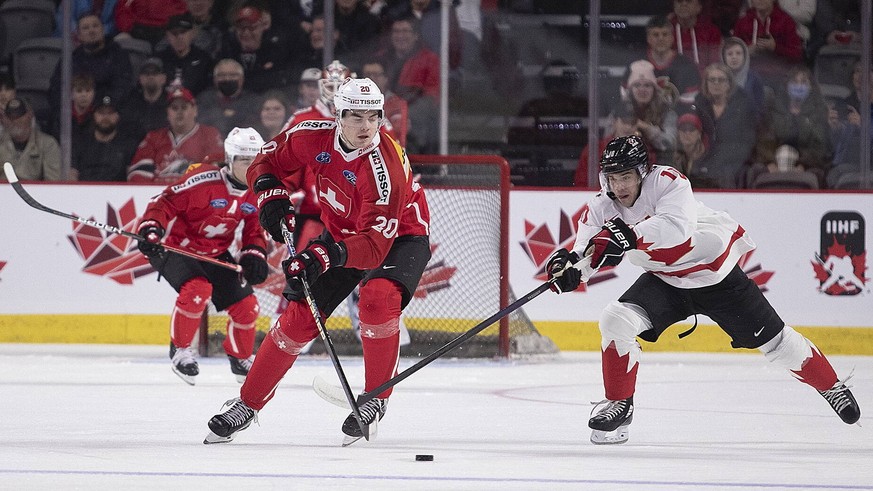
[224,127,265,166]
[334,77,384,122]
[318,60,352,111]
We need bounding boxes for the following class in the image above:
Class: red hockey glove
[136,219,166,258]
[253,174,295,243]
[282,238,348,286]
[546,248,582,294]
[239,245,269,285]
[585,218,637,269]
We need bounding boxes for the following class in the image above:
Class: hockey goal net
[202,155,557,358]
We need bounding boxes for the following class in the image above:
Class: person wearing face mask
[766,65,832,186]
[195,59,263,137]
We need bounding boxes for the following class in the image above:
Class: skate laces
[819,373,856,412]
[358,398,387,425]
[590,399,628,421]
[172,346,197,366]
[220,398,258,427]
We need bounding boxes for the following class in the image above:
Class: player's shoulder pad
[170,164,223,193]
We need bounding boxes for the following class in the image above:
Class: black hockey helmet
[599,135,651,199]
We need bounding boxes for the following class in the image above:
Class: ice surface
[1,344,871,490]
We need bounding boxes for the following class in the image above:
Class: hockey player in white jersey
[547,135,860,445]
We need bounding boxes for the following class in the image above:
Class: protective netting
[203,157,557,358]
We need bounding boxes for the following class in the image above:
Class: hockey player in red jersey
[136,127,269,385]
[204,78,431,446]
[547,135,860,445]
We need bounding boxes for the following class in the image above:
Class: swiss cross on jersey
[317,175,352,217]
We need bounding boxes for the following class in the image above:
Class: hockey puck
[415,454,434,461]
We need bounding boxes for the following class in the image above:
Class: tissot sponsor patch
[171,170,221,193]
[369,150,390,205]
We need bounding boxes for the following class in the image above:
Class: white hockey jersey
[571,165,756,289]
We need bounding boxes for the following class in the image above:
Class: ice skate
[341,397,387,447]
[204,398,258,444]
[589,396,633,445]
[227,354,254,383]
[819,378,861,425]
[169,342,198,386]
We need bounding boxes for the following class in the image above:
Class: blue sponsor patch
[210,199,228,208]
[315,151,331,163]
[343,170,357,185]
[241,202,257,214]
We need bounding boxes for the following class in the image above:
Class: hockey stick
[278,221,369,441]
[3,162,242,273]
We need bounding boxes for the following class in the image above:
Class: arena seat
[0,0,55,65]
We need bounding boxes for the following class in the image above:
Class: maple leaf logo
[0,260,6,281]
[67,199,154,285]
[413,244,457,298]
[519,206,616,292]
[737,250,774,292]
[811,238,867,295]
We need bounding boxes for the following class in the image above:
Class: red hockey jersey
[143,164,266,257]
[128,124,224,184]
[248,120,430,270]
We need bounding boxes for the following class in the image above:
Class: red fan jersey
[143,163,266,257]
[248,120,430,270]
[128,124,224,184]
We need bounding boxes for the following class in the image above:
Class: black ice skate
[204,398,257,444]
[227,355,254,383]
[819,379,861,425]
[341,398,387,447]
[589,396,634,445]
[169,342,199,385]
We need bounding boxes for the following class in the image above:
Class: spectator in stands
[702,0,744,36]
[669,0,722,72]
[644,15,701,103]
[384,0,463,70]
[361,59,409,147]
[156,12,214,96]
[828,62,872,187]
[507,60,587,147]
[113,0,188,46]
[721,37,766,122]
[255,90,291,140]
[127,86,223,183]
[733,0,803,88]
[292,15,348,80]
[184,0,224,59]
[0,73,17,138]
[220,5,297,93]
[54,1,118,42]
[196,59,262,136]
[614,60,677,165]
[49,13,134,116]
[673,112,711,182]
[72,95,138,181]
[378,15,439,153]
[0,98,62,181]
[64,73,98,145]
[331,0,383,57]
[691,63,756,188]
[295,67,322,110]
[575,102,642,188]
[118,57,170,143]
[808,0,862,61]
[779,0,817,51]
[843,60,869,114]
[766,65,833,185]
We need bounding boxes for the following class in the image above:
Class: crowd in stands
[0,0,869,189]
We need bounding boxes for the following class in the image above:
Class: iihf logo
[315,151,331,163]
[811,211,867,295]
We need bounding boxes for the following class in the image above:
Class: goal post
[202,155,557,359]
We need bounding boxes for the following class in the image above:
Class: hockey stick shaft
[279,221,368,440]
[355,279,556,406]
[3,162,242,273]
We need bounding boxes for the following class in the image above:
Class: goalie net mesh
[202,155,557,358]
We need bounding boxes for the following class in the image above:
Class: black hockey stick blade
[3,162,242,273]
[355,279,556,406]
[279,221,369,440]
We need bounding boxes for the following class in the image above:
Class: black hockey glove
[136,220,166,258]
[254,174,295,243]
[239,245,269,285]
[282,237,347,287]
[586,218,637,269]
[546,248,582,294]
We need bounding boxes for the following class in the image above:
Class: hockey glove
[254,174,295,243]
[546,248,582,294]
[282,238,348,286]
[136,220,166,258]
[586,218,637,269]
[239,246,269,285]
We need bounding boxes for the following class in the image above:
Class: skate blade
[172,367,196,386]
[590,424,630,445]
[233,373,246,384]
[341,418,378,447]
[203,432,233,444]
